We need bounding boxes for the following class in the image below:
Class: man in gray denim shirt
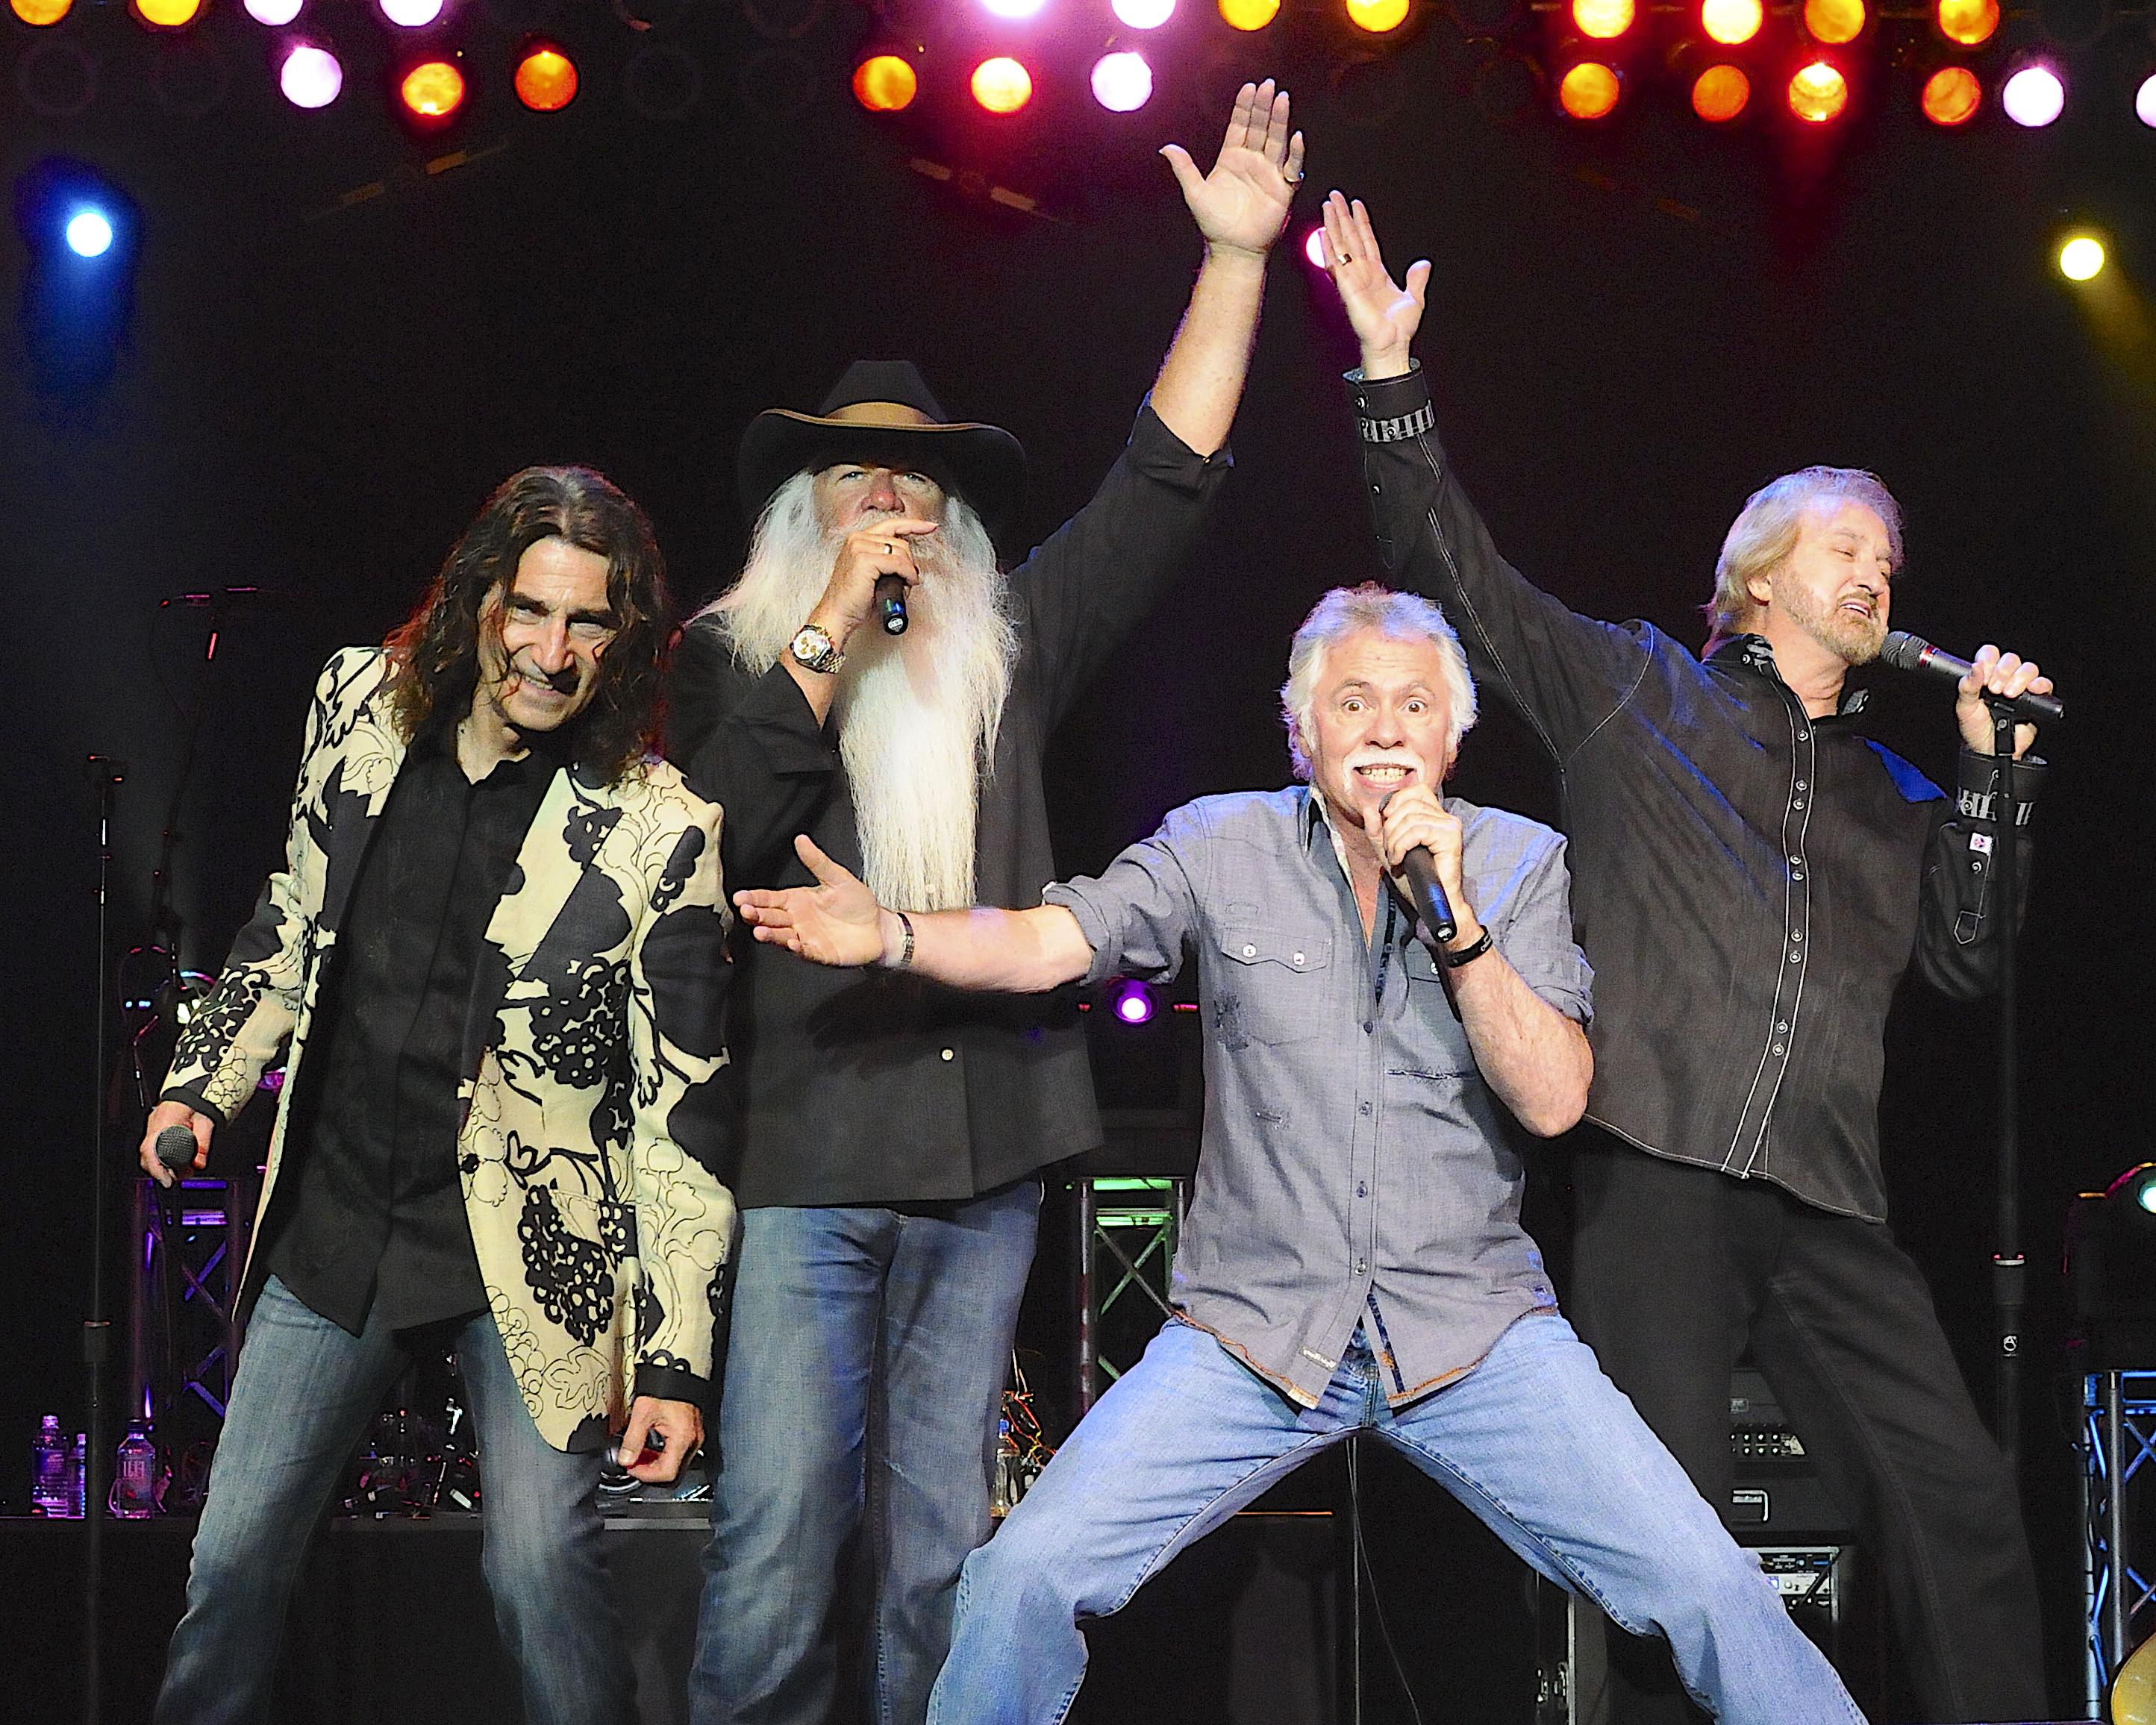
[734,585,1863,1725]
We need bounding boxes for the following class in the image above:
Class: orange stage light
[1935,0,1998,46]
[1802,0,1865,43]
[1558,60,1622,119]
[1701,0,1762,46]
[852,54,917,113]
[1571,0,1635,39]
[134,0,203,25]
[401,58,465,120]
[12,0,75,25]
[971,57,1033,115]
[1787,59,1848,121]
[1218,0,1281,25]
[1344,0,1410,31]
[1919,63,1981,125]
[515,46,579,113]
[1692,63,1752,122]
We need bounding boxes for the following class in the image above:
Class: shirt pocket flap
[1217,927,1332,974]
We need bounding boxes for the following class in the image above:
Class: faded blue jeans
[927,1312,1866,1725]
[155,1274,634,1725]
[690,1179,1041,1725]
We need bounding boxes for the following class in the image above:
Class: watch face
[790,625,837,671]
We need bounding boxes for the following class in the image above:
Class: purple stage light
[1113,0,1176,24]
[1091,51,1153,112]
[243,0,302,22]
[1111,983,1156,1025]
[2137,71,2156,128]
[279,43,341,107]
[378,0,444,25]
[1303,227,1327,268]
[2000,63,2064,127]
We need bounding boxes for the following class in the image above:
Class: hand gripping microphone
[154,1124,199,1175]
[1380,790,1458,945]
[1878,631,2063,725]
[874,575,908,636]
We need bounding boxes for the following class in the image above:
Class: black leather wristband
[1440,927,1495,969]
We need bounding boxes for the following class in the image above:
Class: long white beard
[699,474,1016,910]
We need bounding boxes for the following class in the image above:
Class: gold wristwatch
[787,623,844,674]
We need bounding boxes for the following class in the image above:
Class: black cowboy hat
[736,360,1028,541]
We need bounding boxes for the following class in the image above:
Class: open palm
[1162,80,1304,259]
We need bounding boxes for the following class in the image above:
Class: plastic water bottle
[989,1418,1019,1519]
[30,1415,68,1516]
[114,1421,158,1518]
[65,1431,87,1519]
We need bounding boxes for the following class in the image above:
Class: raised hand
[734,833,888,968]
[1160,78,1304,260]
[1319,191,1429,378]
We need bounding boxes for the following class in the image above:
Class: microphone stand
[1986,700,2025,1470]
[82,754,128,1725]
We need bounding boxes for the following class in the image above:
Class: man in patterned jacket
[139,466,735,1725]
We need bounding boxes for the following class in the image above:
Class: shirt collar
[1707,633,1872,721]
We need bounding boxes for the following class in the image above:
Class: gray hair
[1705,466,1904,644]
[1281,583,1478,779]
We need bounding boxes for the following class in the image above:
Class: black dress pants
[1567,1140,2045,1725]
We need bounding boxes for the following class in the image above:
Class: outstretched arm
[1149,79,1304,457]
[736,834,1093,994]
[1319,190,1430,382]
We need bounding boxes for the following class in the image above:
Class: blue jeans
[156,1274,634,1725]
[690,1180,1041,1725]
[927,1313,1866,1725]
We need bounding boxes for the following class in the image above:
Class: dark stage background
[2,2,2150,1715]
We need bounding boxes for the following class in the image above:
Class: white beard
[698,473,1016,911]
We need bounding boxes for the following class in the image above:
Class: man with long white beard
[666,81,1304,1725]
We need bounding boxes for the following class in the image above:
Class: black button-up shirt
[1046,787,1593,1408]
[667,401,1228,1208]
[1351,363,2040,1222]
[257,724,565,1334]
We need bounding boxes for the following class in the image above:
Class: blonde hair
[1705,467,1904,645]
[1281,583,1477,778]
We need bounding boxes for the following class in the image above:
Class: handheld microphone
[1878,631,2062,725]
[875,575,908,637]
[154,1124,199,1174]
[1378,790,1458,944]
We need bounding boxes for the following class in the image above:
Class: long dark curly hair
[384,466,672,783]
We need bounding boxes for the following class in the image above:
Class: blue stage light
[64,207,113,257]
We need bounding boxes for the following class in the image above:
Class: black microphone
[1878,631,2063,724]
[154,1124,199,1174]
[159,586,296,610]
[875,575,908,637]
[1379,790,1458,944]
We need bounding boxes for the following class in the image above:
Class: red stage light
[1692,63,1751,122]
[516,46,579,113]
[1558,60,1622,119]
[1571,0,1635,38]
[400,58,465,121]
[1701,0,1762,45]
[1919,65,1981,125]
[1787,59,1848,122]
[1935,0,1999,46]
[852,54,917,113]
[971,56,1033,115]
[1802,0,1865,43]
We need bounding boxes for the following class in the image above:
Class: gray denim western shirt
[1044,786,1593,1409]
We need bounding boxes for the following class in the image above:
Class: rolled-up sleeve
[1491,832,1595,1026]
[1042,805,1208,989]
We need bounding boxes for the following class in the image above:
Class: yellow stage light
[1787,59,1849,122]
[1693,63,1752,122]
[1803,0,1865,43]
[1572,0,1634,38]
[971,57,1033,115]
[1936,0,1999,47]
[1218,0,1280,25]
[1558,60,1621,119]
[852,54,917,113]
[12,1,75,25]
[2058,236,2105,282]
[515,46,578,113]
[1919,65,1981,125]
[134,0,203,25]
[400,59,465,119]
[1701,0,1761,45]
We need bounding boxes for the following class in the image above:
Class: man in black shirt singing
[667,80,1303,1725]
[1316,193,2053,1721]
[141,467,734,1725]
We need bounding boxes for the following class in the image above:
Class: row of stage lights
[853,0,2156,131]
[8,0,583,119]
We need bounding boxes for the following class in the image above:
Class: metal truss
[2083,1370,2156,1714]
[1072,1176,1189,1414]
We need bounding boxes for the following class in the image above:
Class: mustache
[505,660,579,695]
